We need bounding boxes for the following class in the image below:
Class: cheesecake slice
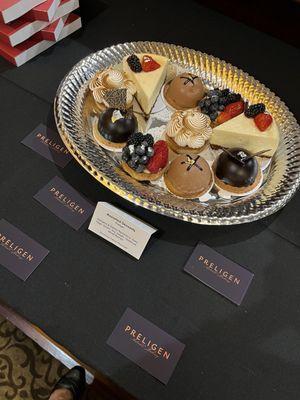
[123,53,168,116]
[210,113,280,157]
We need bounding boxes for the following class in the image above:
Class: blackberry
[221,88,230,96]
[244,103,266,118]
[127,54,142,73]
[127,132,144,146]
[142,134,154,147]
[224,93,241,105]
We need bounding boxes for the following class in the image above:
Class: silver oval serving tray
[54,41,300,225]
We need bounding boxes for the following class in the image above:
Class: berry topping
[244,103,266,118]
[141,55,161,72]
[254,113,273,131]
[224,92,241,105]
[142,133,155,147]
[127,132,144,146]
[122,133,156,173]
[198,88,242,121]
[224,101,245,118]
[216,111,232,125]
[147,140,168,173]
[127,54,142,73]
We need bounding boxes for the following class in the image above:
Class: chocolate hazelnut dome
[164,154,213,199]
[98,108,137,143]
[165,73,205,110]
[215,148,258,188]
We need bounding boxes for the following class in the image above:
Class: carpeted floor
[0,314,68,399]
[0,315,105,400]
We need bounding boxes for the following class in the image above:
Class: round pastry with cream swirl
[166,109,212,154]
[89,68,136,109]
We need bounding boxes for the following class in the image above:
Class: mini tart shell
[212,160,262,195]
[121,162,165,181]
[92,120,126,151]
[164,173,213,199]
[166,135,209,155]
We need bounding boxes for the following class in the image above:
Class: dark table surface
[1,1,300,399]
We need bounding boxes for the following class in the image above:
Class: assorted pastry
[121,133,168,181]
[93,108,137,151]
[164,73,205,110]
[166,108,212,154]
[164,154,213,199]
[213,148,262,195]
[89,52,281,199]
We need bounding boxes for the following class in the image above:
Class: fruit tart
[121,133,169,181]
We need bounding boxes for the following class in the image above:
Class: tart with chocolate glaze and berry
[122,53,169,117]
[164,154,214,199]
[213,147,264,196]
[93,107,138,152]
[121,133,169,181]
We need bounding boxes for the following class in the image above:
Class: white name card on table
[88,202,157,260]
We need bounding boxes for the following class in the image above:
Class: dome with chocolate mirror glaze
[98,108,137,143]
[215,148,258,188]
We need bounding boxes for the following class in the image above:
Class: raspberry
[254,113,273,131]
[141,55,161,72]
[224,101,245,118]
[147,140,168,173]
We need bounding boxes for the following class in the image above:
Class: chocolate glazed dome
[216,148,258,187]
[98,108,137,143]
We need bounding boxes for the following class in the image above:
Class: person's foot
[49,366,86,400]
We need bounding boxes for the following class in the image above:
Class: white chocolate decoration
[166,108,212,149]
[89,67,136,108]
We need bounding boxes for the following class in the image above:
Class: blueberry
[209,112,218,121]
[140,155,149,164]
[198,99,206,108]
[128,159,137,169]
[218,104,225,111]
[219,97,227,105]
[131,154,140,163]
[201,107,208,114]
[136,145,145,156]
[146,147,154,157]
[205,99,211,107]
[141,140,149,148]
[210,104,219,112]
[136,164,145,173]
[211,95,219,103]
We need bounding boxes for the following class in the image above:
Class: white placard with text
[88,202,156,260]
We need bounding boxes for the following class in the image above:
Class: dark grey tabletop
[1,1,300,399]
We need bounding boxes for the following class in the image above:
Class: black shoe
[52,366,86,400]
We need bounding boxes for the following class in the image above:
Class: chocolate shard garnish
[103,88,127,110]
[180,74,198,86]
[243,149,272,161]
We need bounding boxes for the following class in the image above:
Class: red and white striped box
[40,16,65,41]
[0,13,82,66]
[0,0,79,46]
[26,0,61,22]
[0,0,47,24]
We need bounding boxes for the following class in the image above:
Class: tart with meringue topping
[89,67,136,109]
[166,108,212,154]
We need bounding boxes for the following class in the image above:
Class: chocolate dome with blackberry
[164,73,205,110]
[214,148,262,195]
[97,108,137,149]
